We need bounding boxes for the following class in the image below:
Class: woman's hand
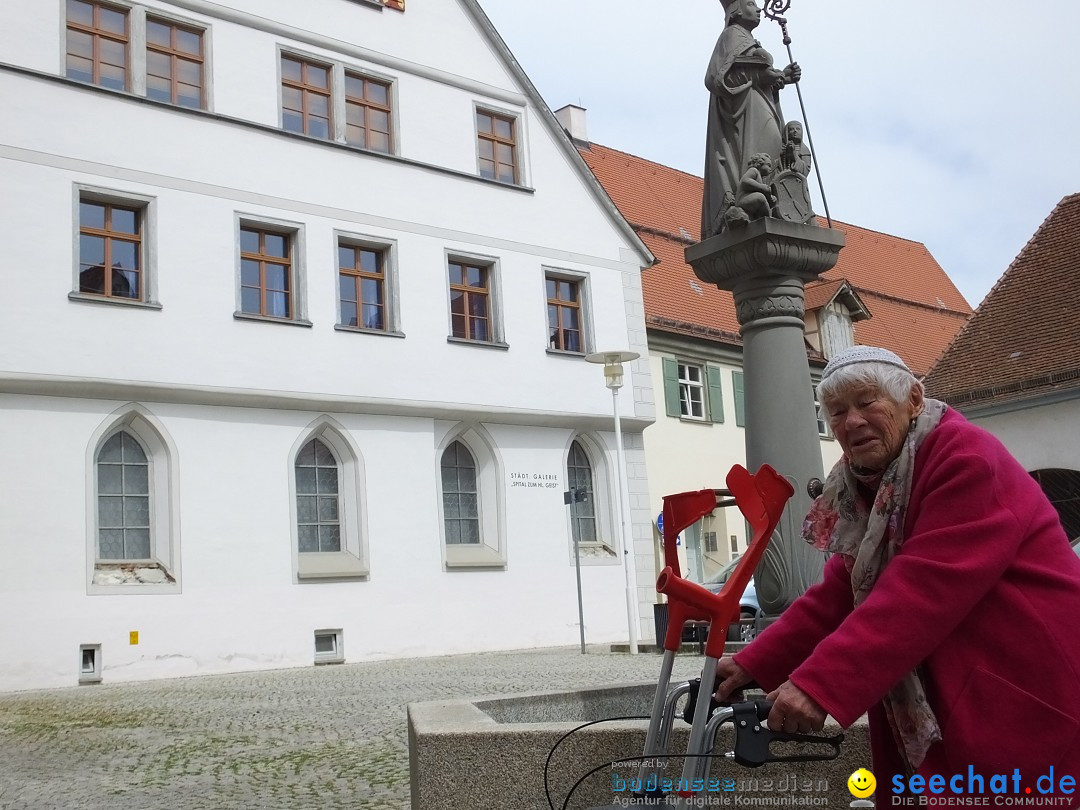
[765,680,826,734]
[713,656,753,701]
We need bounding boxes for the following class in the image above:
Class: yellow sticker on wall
[129,631,139,645]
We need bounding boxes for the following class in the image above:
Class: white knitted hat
[821,345,913,380]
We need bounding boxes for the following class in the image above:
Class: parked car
[702,555,762,642]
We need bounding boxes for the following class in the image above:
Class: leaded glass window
[442,441,479,545]
[567,440,597,544]
[97,431,151,559]
[296,438,341,553]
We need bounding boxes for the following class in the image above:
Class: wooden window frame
[476,108,518,184]
[448,259,491,342]
[72,186,159,309]
[65,4,211,110]
[281,54,333,140]
[66,0,130,91]
[546,275,583,353]
[145,15,204,108]
[78,199,143,301]
[344,72,392,152]
[240,226,294,320]
[338,242,387,331]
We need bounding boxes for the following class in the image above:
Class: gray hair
[818,362,923,411]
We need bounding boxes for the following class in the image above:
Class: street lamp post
[585,350,640,655]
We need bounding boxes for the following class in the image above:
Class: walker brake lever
[682,678,764,724]
[681,678,722,724]
[730,700,844,768]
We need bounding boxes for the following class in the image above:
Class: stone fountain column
[686,218,843,615]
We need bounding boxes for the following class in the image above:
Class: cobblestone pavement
[0,646,711,810]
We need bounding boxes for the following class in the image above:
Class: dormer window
[803,278,870,359]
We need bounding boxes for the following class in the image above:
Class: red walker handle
[656,464,794,658]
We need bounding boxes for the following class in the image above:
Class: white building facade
[0,0,656,691]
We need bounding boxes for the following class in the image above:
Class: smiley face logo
[848,768,876,798]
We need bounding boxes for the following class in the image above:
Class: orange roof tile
[803,279,847,312]
[852,293,970,377]
[578,141,973,376]
[924,194,1080,406]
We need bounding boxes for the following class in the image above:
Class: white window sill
[88,581,180,595]
[89,562,179,594]
[445,543,506,568]
[69,292,162,310]
[334,324,405,338]
[574,543,619,564]
[297,551,369,580]
[446,336,509,351]
[233,312,313,327]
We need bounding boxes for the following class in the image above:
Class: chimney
[554,104,588,143]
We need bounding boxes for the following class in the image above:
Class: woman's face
[825,384,923,472]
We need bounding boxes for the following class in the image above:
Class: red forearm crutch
[633,464,793,804]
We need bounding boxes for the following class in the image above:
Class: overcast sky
[476,0,1080,309]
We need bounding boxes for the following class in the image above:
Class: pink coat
[736,408,1080,797]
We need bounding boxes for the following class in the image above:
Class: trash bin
[652,602,668,648]
[653,601,707,649]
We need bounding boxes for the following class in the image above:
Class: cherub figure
[735,152,777,221]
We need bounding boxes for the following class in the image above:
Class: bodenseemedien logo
[849,768,876,808]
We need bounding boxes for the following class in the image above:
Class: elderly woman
[715,346,1080,795]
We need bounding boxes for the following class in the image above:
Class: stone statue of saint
[701,0,803,238]
[781,120,811,177]
[772,119,816,224]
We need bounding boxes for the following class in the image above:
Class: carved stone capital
[684,218,845,292]
[733,288,805,326]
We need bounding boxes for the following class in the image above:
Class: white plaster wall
[0,396,632,691]
[1,0,521,128]
[0,0,658,691]
[0,79,642,418]
[967,398,1080,473]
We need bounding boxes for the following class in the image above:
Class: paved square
[0,647,709,810]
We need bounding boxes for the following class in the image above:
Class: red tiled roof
[578,142,973,377]
[924,194,1080,406]
[804,279,847,312]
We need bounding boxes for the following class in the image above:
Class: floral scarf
[802,398,948,772]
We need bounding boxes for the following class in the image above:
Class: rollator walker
[587,463,843,809]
